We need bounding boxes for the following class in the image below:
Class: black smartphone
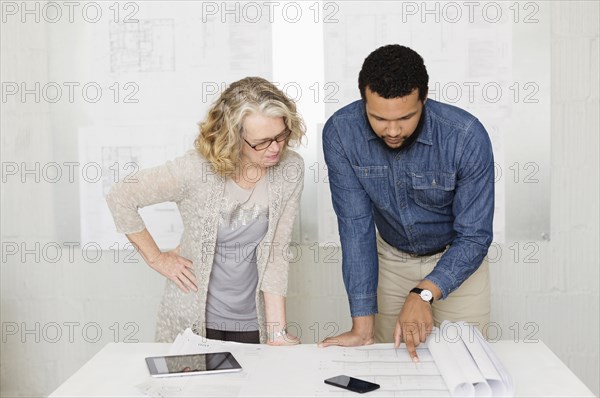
[324,375,380,394]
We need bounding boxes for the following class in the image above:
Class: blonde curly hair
[195,76,306,177]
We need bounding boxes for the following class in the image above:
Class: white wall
[546,1,599,392]
[1,1,598,397]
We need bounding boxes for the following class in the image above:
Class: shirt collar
[416,103,433,145]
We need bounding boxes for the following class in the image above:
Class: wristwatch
[410,287,434,304]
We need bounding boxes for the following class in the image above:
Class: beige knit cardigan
[106,149,304,343]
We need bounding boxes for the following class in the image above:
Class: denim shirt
[323,99,494,317]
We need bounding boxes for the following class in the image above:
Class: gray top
[206,176,269,331]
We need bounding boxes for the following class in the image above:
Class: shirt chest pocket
[410,171,456,209]
[352,165,390,209]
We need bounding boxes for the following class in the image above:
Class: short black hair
[358,44,429,101]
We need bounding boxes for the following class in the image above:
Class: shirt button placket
[396,180,407,209]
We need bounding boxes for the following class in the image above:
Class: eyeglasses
[243,128,292,151]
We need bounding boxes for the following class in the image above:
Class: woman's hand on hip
[149,247,197,293]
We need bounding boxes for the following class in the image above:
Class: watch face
[420,290,433,302]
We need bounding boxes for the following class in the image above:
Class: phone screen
[324,375,380,393]
[145,352,242,377]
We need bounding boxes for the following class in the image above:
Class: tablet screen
[146,352,242,377]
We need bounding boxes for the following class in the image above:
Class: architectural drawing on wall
[229,24,271,71]
[185,15,271,73]
[100,146,138,197]
[109,19,175,73]
[81,3,275,249]
[187,20,217,69]
[78,122,193,250]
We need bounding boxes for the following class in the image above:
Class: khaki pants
[374,233,490,343]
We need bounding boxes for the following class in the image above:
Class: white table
[49,340,595,397]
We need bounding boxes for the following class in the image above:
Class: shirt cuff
[348,294,378,317]
[424,272,452,300]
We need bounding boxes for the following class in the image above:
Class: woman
[106,77,305,345]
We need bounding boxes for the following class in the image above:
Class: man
[320,45,494,361]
